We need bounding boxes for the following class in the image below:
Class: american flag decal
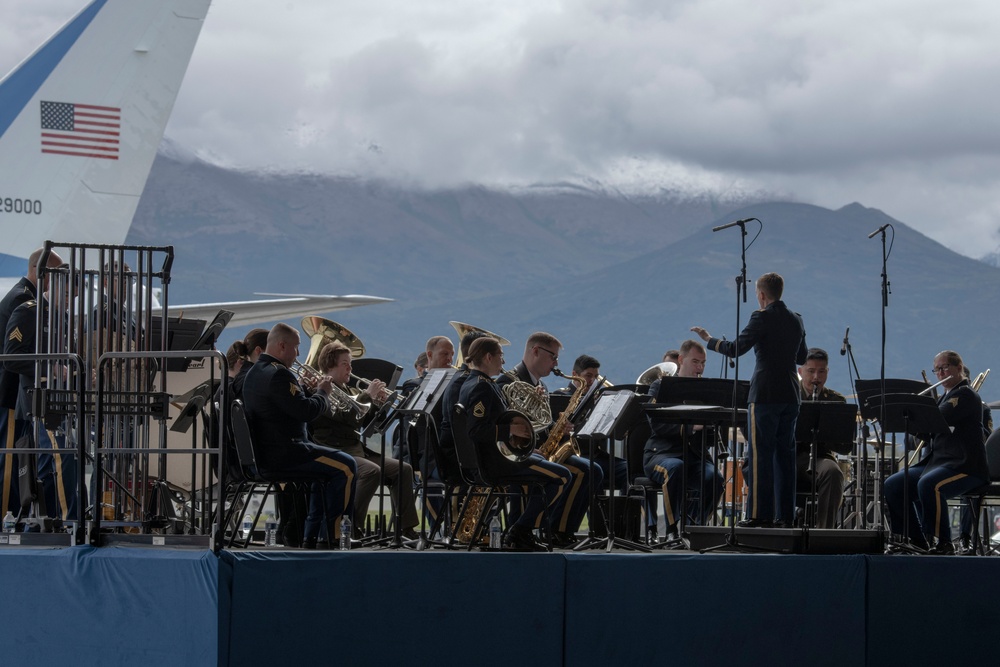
[40,101,121,160]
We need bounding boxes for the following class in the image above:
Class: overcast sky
[5,0,1000,258]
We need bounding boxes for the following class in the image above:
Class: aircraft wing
[163,293,393,326]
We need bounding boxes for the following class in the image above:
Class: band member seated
[460,337,570,550]
[554,354,628,494]
[644,340,723,542]
[310,341,419,539]
[796,348,849,529]
[438,330,490,482]
[414,351,428,377]
[693,272,808,528]
[497,332,602,546]
[883,350,989,554]
[397,335,455,525]
[242,323,357,549]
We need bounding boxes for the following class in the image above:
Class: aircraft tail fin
[0,0,211,275]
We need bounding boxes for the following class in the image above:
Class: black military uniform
[707,299,807,525]
[242,353,357,545]
[496,362,602,538]
[0,276,36,517]
[884,378,988,549]
[436,363,471,481]
[3,297,78,521]
[460,370,570,548]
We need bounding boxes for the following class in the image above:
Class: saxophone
[538,369,587,465]
[453,486,492,545]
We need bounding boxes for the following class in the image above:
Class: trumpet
[350,373,394,403]
[290,361,370,419]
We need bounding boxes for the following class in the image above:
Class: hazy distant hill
[980,249,1000,268]
[129,153,1000,402]
[129,152,766,303]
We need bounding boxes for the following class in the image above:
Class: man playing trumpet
[242,323,357,549]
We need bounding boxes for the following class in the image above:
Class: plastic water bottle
[264,513,278,547]
[241,514,252,541]
[2,511,14,534]
[340,515,352,550]
[489,515,502,550]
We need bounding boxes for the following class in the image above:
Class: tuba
[636,361,678,386]
[297,316,370,418]
[449,321,510,366]
[302,316,365,368]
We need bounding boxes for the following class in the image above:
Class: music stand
[149,317,207,372]
[867,393,949,553]
[169,380,221,434]
[192,310,234,351]
[794,401,858,528]
[854,378,930,529]
[656,378,748,539]
[573,390,647,552]
[655,377,749,410]
[391,368,456,550]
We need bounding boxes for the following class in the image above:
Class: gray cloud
[5,0,1000,256]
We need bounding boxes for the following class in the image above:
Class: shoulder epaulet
[23,300,37,309]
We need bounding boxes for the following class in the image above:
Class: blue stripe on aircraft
[0,0,109,139]
[0,253,29,278]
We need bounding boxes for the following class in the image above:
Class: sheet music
[579,391,632,438]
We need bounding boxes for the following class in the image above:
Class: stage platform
[1,545,998,666]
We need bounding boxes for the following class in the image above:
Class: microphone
[712,218,754,232]
[840,327,850,356]
[721,336,735,368]
[812,383,818,401]
[867,223,890,239]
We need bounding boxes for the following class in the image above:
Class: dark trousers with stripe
[549,454,603,534]
[884,463,985,545]
[499,454,570,532]
[644,453,723,529]
[9,418,79,522]
[746,402,799,523]
[276,444,357,541]
[0,409,19,517]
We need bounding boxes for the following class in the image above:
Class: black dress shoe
[737,518,773,528]
[302,537,317,550]
[958,536,975,556]
[504,524,543,551]
[772,520,793,529]
[928,539,956,555]
[401,528,419,540]
[550,531,578,549]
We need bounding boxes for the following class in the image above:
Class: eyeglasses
[535,346,559,363]
[933,364,953,373]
